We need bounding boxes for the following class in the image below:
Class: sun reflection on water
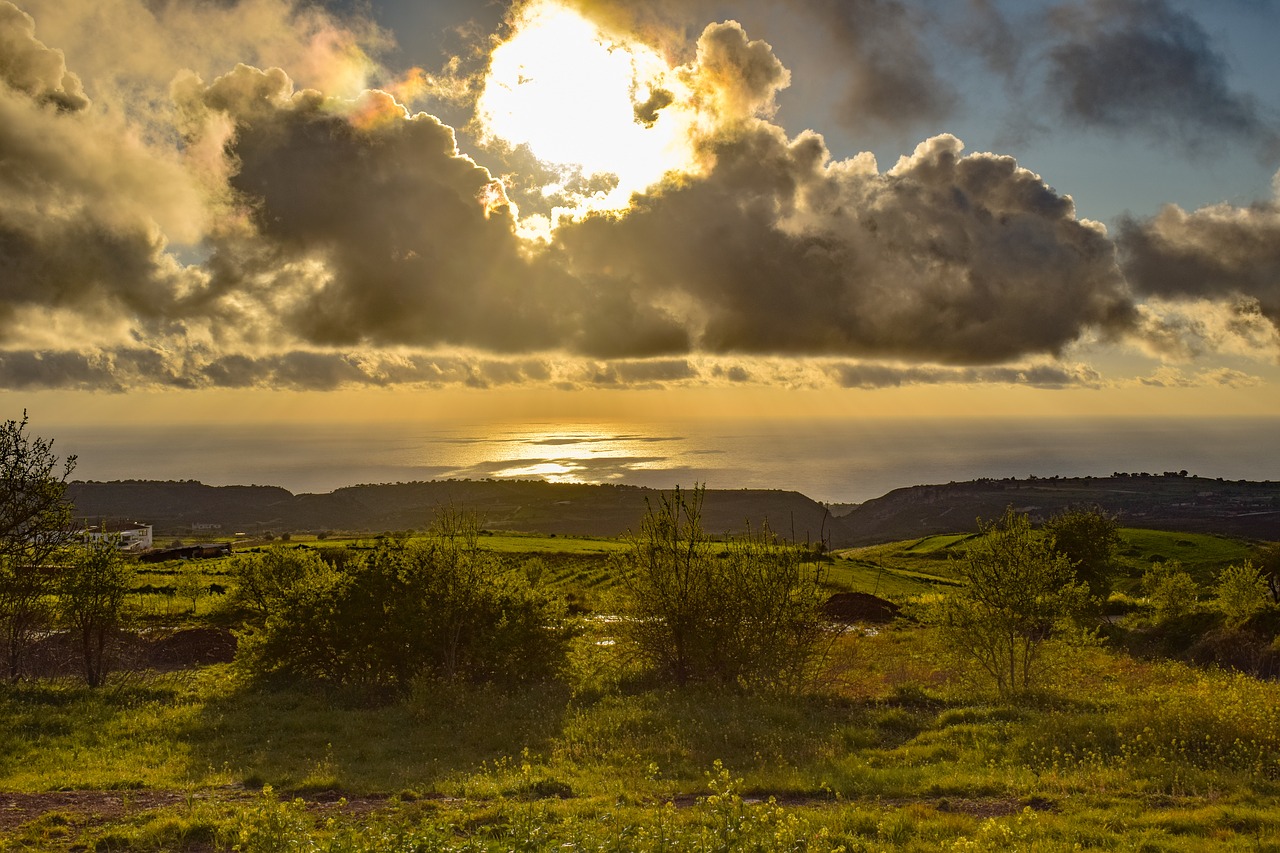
[445,424,681,484]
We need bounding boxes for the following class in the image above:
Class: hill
[66,479,832,541]
[68,473,1280,546]
[829,474,1280,546]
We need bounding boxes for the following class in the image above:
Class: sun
[475,0,697,224]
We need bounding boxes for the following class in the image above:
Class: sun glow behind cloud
[475,0,697,233]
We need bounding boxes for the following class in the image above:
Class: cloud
[831,361,1103,389]
[793,0,954,133]
[0,345,570,392]
[0,1,88,110]
[559,127,1135,363]
[582,359,698,387]
[557,0,953,134]
[1139,365,1264,388]
[14,0,388,111]
[178,64,688,357]
[683,20,790,122]
[0,2,208,333]
[1130,296,1280,361]
[5,1,1235,396]
[1044,0,1278,155]
[1118,186,1280,348]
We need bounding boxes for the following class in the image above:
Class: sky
[2,0,1280,445]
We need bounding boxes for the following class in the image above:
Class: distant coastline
[52,415,1280,505]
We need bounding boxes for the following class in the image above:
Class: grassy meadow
[3,526,1279,851]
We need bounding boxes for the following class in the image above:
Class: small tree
[230,546,328,619]
[1214,561,1269,628]
[1255,544,1280,604]
[1045,505,1120,599]
[0,412,76,681]
[58,544,133,687]
[934,508,1089,697]
[1142,560,1199,622]
[175,562,204,614]
[617,485,827,691]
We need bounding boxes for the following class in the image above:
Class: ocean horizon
[50,416,1280,505]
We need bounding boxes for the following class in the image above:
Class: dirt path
[0,786,1036,837]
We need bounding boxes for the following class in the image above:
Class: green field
[832,528,1261,595]
[5,527,1278,851]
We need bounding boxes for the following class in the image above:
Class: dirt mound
[144,627,237,668]
[25,627,237,678]
[822,592,900,624]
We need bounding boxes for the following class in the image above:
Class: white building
[81,521,154,552]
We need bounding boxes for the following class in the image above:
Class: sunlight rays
[475,0,697,232]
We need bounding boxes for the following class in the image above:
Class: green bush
[1142,560,1200,623]
[930,508,1090,697]
[1214,561,1270,628]
[236,509,577,690]
[230,545,328,619]
[615,485,828,691]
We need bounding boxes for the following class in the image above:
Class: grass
[6,626,1280,850]
[1112,528,1258,588]
[833,527,1263,597]
[5,528,1279,850]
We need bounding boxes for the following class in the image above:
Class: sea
[54,417,1280,505]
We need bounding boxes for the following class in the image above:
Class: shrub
[931,507,1089,697]
[236,508,576,690]
[1256,543,1280,604]
[1142,560,1199,623]
[229,546,328,619]
[1214,560,1270,628]
[615,485,828,691]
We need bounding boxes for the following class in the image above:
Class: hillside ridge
[67,473,1280,545]
[830,474,1279,545]
[66,479,832,542]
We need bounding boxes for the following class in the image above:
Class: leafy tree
[1255,543,1280,604]
[1142,560,1199,622]
[1045,505,1120,598]
[58,544,133,687]
[933,508,1089,697]
[236,508,576,691]
[230,546,328,619]
[1214,561,1270,628]
[0,412,76,681]
[616,485,828,691]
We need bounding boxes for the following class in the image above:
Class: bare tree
[0,412,76,680]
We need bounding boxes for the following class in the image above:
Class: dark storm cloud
[1045,0,1278,155]
[794,0,954,132]
[181,66,688,358]
[559,125,1135,363]
[1117,196,1280,335]
[0,1,1186,392]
